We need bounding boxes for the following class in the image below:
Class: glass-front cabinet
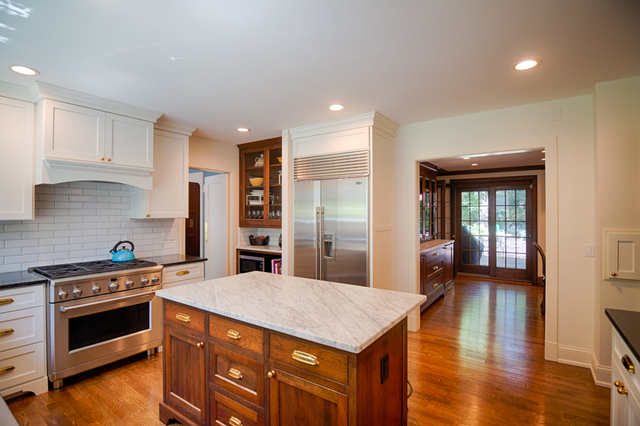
[419,163,439,242]
[239,137,282,228]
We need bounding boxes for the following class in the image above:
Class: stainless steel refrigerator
[293,177,368,286]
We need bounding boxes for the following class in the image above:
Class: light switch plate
[585,244,595,257]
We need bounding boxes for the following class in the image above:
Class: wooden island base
[159,300,409,426]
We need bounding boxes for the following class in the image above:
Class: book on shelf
[271,259,282,274]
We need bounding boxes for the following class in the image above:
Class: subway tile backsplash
[238,227,282,247]
[0,182,179,274]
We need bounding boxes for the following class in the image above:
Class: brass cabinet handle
[433,283,440,289]
[0,328,15,336]
[100,157,104,161]
[0,365,15,375]
[0,298,14,306]
[615,380,624,387]
[611,272,617,277]
[146,214,150,217]
[176,271,190,276]
[433,252,439,256]
[229,416,243,426]
[618,386,629,395]
[228,368,243,380]
[622,355,635,374]
[227,329,241,340]
[176,313,191,323]
[292,350,320,366]
[267,370,276,378]
[107,158,111,162]
[447,286,453,293]
[196,342,204,349]
[433,266,439,271]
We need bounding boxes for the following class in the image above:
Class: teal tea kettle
[110,240,135,262]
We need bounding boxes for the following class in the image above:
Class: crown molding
[30,81,162,122]
[155,117,197,136]
[289,111,399,139]
[0,80,36,102]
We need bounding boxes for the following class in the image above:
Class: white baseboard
[590,351,612,388]
[557,344,591,368]
[545,340,558,362]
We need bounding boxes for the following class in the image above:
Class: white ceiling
[1,0,639,144]
[428,149,546,172]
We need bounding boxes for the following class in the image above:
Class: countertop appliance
[238,251,281,274]
[293,152,369,286]
[33,259,162,389]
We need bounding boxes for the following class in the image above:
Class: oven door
[48,285,162,381]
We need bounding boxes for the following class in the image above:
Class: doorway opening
[188,169,229,280]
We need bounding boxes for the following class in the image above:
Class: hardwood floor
[408,276,610,425]
[7,276,610,425]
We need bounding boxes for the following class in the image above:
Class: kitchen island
[156,271,425,426]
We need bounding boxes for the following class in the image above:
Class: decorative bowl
[249,235,269,246]
[249,177,264,186]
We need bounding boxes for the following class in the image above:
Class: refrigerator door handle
[315,206,322,280]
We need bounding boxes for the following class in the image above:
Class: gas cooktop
[33,259,158,279]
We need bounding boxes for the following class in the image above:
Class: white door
[204,174,228,279]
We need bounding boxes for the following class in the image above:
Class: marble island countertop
[156,272,425,353]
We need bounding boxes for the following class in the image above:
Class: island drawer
[165,301,205,335]
[210,390,264,426]
[426,258,445,279]
[211,345,264,407]
[209,315,264,355]
[163,262,204,288]
[424,247,445,264]
[269,334,348,385]
[0,285,43,315]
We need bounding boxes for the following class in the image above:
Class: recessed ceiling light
[514,59,541,71]
[471,163,478,166]
[236,127,250,132]
[10,65,40,76]
[463,157,471,160]
[329,104,344,111]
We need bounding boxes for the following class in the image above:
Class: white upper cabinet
[293,126,369,158]
[33,82,162,190]
[0,96,34,220]
[130,122,194,219]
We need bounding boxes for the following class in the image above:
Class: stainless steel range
[34,259,163,389]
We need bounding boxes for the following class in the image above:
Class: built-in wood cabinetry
[130,122,193,219]
[420,241,454,312]
[0,96,34,220]
[239,138,282,228]
[160,300,408,426]
[419,164,440,242]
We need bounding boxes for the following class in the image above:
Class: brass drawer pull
[615,380,624,387]
[228,368,243,380]
[0,328,15,336]
[196,342,204,349]
[433,283,440,289]
[618,386,628,395]
[176,313,191,323]
[229,416,243,426]
[292,350,320,366]
[433,252,439,256]
[0,365,15,375]
[433,266,439,271]
[176,270,190,276]
[0,298,14,306]
[622,354,635,374]
[611,272,617,277]
[267,370,276,378]
[227,329,241,340]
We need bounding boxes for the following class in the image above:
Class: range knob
[151,276,160,284]
[109,282,119,292]
[125,280,134,289]
[141,277,149,285]
[58,289,68,300]
[72,288,83,298]
[92,285,101,294]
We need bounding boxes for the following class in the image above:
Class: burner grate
[34,259,158,279]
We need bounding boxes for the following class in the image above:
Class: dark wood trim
[419,161,444,174]
[237,137,282,149]
[437,164,545,176]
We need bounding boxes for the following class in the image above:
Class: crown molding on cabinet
[30,81,162,123]
[0,80,35,102]
[289,111,399,140]
[155,117,196,136]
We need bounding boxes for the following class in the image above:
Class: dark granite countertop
[0,270,48,291]
[606,309,640,362]
[140,255,207,267]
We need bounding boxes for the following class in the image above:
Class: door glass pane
[496,188,527,270]
[460,190,489,266]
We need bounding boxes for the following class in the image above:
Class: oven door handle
[59,291,155,313]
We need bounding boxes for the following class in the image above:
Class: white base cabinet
[611,329,640,425]
[0,285,47,398]
[0,96,34,220]
[161,262,205,289]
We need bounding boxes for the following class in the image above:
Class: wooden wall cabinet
[239,138,282,228]
[420,241,455,312]
[160,300,408,426]
[0,96,34,220]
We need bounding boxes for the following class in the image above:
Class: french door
[453,178,536,282]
